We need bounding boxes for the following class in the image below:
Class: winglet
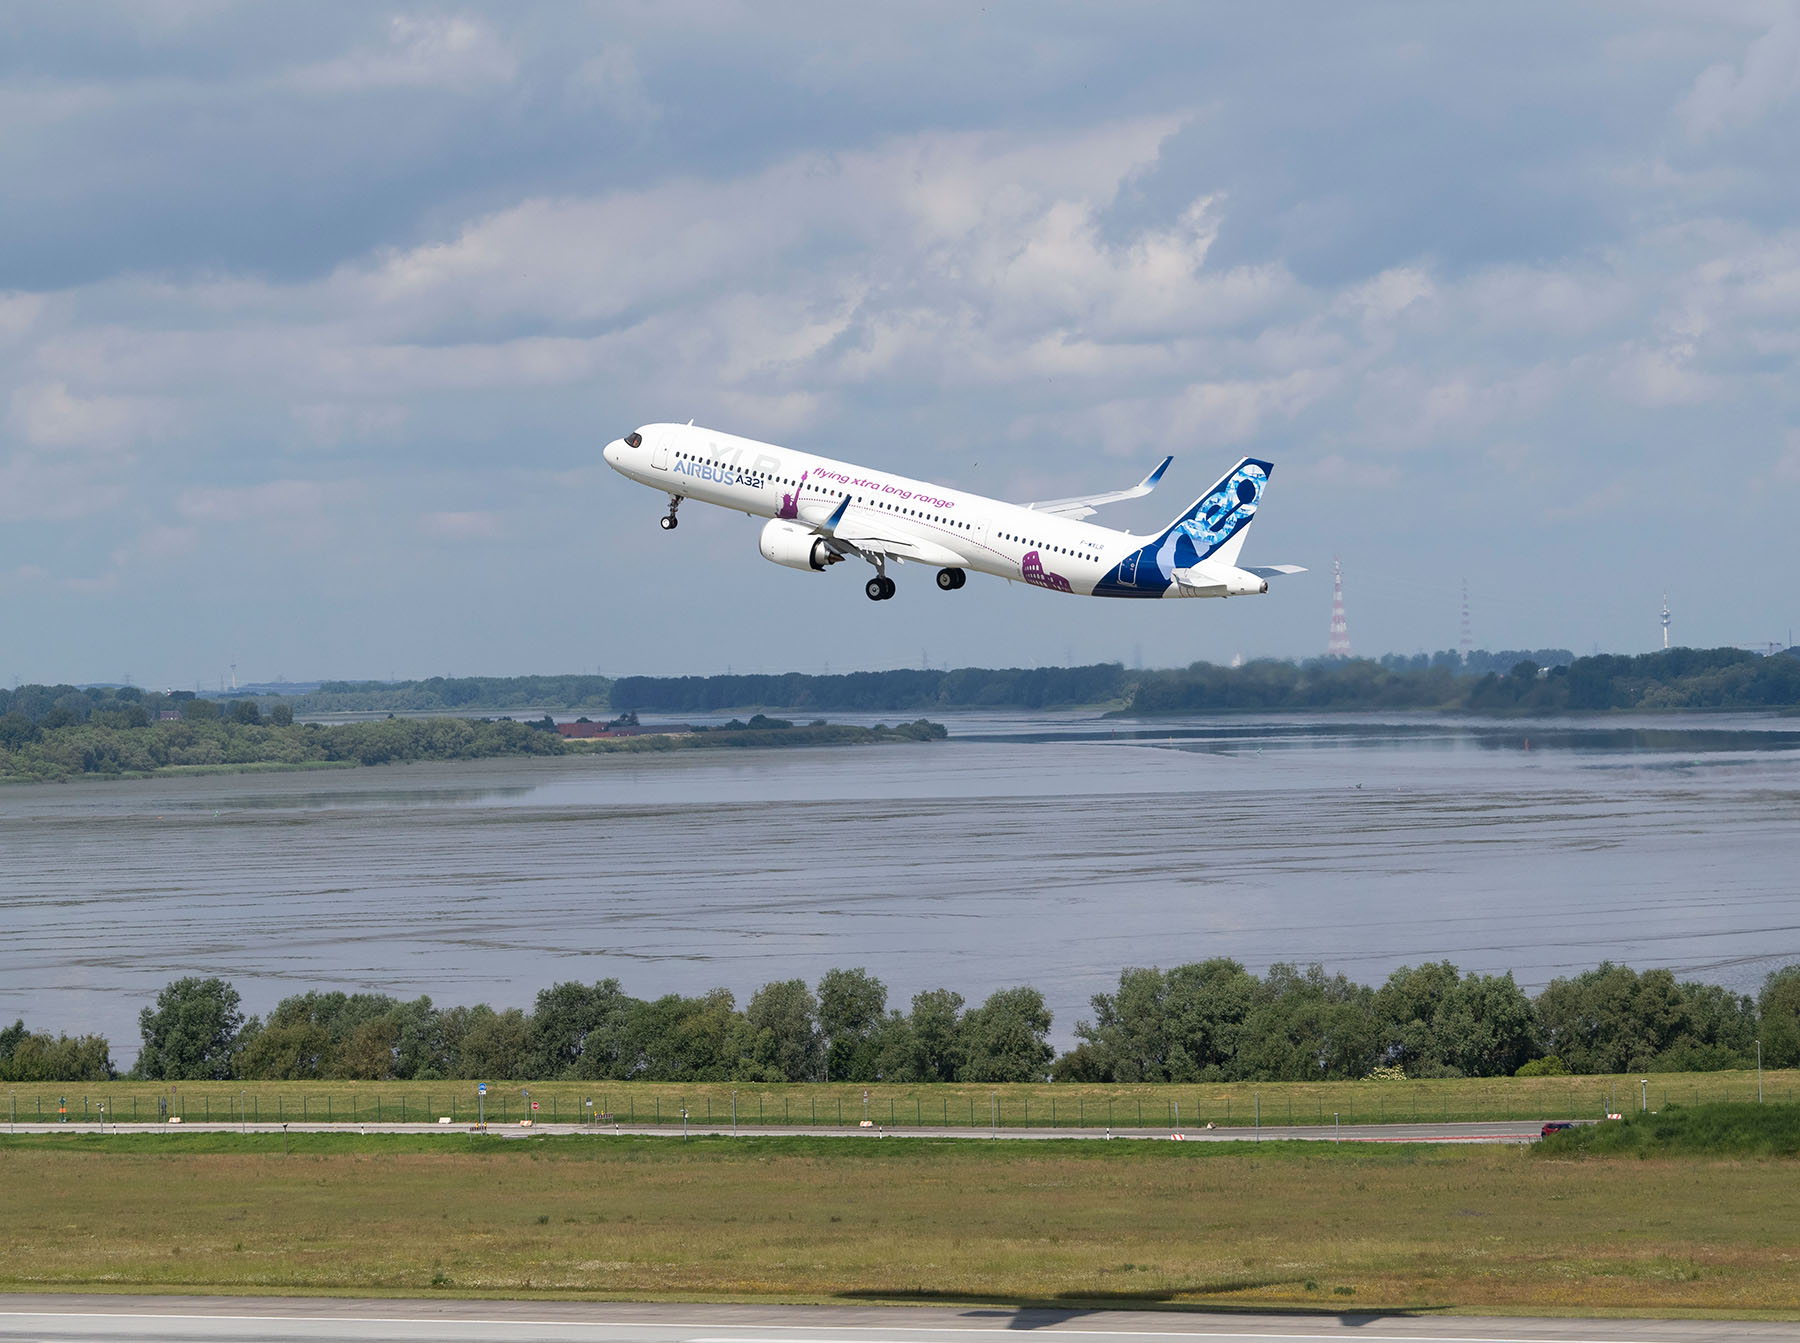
[1140,456,1173,491]
[822,494,852,534]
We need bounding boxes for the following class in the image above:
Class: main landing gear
[935,567,966,591]
[659,495,682,530]
[865,575,896,602]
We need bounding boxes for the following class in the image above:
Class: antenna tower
[1661,594,1670,651]
[1327,557,1352,658]
[1459,580,1473,661]
[229,662,238,692]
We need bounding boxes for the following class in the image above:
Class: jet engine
[759,519,841,572]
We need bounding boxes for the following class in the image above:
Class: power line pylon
[1327,557,1352,658]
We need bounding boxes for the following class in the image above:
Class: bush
[1516,1055,1569,1077]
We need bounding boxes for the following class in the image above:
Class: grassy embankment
[11,1070,1794,1128]
[3,1110,1799,1315]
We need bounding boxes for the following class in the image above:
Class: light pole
[1640,1079,1648,1113]
[681,1107,689,1142]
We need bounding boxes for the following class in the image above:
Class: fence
[5,1072,1795,1129]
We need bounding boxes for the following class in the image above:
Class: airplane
[602,422,1304,602]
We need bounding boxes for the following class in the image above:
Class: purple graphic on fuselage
[778,471,808,520]
[1020,550,1073,593]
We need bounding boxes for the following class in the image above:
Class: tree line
[6,959,1797,1084]
[0,689,567,781]
[607,647,1800,715]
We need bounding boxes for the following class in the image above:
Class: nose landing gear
[659,496,683,530]
[935,567,966,591]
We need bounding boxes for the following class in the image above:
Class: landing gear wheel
[936,567,965,591]
[865,577,885,601]
[659,515,678,531]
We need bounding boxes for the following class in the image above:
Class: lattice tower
[1662,594,1670,651]
[1327,557,1352,658]
[1459,579,1473,661]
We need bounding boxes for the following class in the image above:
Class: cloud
[176,479,332,523]
[5,381,168,453]
[286,15,515,93]
[421,509,502,541]
[1678,10,1800,140]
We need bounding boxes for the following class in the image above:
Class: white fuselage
[602,422,1274,599]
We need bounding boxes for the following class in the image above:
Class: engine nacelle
[759,519,841,572]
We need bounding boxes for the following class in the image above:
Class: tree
[906,988,965,1082]
[1163,958,1258,1078]
[137,977,244,1080]
[1535,963,1693,1074]
[267,702,295,726]
[746,979,822,1081]
[445,1005,531,1079]
[1759,966,1800,1069]
[818,968,887,1081]
[0,1020,113,1081]
[1077,966,1169,1083]
[959,986,1053,1082]
[530,979,636,1078]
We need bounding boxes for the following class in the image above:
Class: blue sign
[478,1083,487,1095]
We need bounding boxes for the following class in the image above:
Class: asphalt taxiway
[1,1119,1555,1143]
[0,1297,1787,1343]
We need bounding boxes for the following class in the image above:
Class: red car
[1540,1121,1576,1136]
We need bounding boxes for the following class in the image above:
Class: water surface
[3,712,1796,1064]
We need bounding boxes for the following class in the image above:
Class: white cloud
[1776,429,1800,483]
[177,479,332,523]
[1678,9,1800,140]
[0,453,127,522]
[286,15,515,93]
[6,381,168,453]
[421,509,502,541]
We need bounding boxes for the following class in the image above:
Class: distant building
[158,709,183,721]
[556,715,659,739]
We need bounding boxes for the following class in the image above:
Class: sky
[3,1,1798,687]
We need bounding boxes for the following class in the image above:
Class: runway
[0,1296,1787,1343]
[0,1119,1551,1144]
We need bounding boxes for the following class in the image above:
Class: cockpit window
[624,432,642,448]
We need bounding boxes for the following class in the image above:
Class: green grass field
[2,1126,1797,1317]
[10,1070,1794,1129]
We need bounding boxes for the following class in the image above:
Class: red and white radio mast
[1327,557,1352,658]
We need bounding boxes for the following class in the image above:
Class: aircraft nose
[602,439,622,469]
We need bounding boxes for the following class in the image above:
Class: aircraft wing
[1025,456,1173,520]
[829,527,966,568]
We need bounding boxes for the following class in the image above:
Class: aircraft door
[652,433,671,472]
[1117,548,1141,586]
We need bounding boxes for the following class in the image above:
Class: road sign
[478,1083,487,1095]
[530,1101,539,1111]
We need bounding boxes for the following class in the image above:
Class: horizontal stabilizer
[1247,565,1306,578]
[1026,456,1173,520]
